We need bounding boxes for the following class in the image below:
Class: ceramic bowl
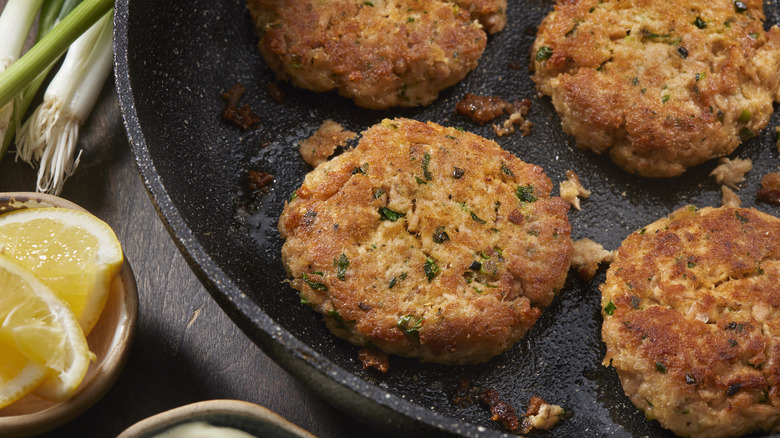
[0,192,139,438]
[117,399,317,438]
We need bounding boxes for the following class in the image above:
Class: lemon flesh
[0,255,92,407]
[0,207,123,335]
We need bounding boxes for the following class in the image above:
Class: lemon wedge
[0,207,124,335]
[0,254,92,408]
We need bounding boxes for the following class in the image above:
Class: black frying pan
[113,0,780,436]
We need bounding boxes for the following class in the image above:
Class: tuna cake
[601,206,780,437]
[531,0,780,177]
[246,0,507,109]
[278,118,572,365]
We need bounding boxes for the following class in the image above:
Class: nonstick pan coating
[114,0,780,436]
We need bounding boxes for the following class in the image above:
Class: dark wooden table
[0,52,363,438]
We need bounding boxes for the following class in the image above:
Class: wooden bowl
[117,399,317,438]
[0,192,139,438]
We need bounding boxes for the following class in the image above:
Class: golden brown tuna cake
[532,0,780,177]
[601,206,780,437]
[246,0,507,109]
[278,118,572,365]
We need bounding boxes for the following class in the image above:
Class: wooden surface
[0,23,364,437]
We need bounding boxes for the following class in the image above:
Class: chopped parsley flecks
[516,184,537,203]
[334,254,349,280]
[536,46,553,61]
[422,152,433,181]
[379,207,406,222]
[327,309,345,328]
[604,300,616,315]
[470,211,487,224]
[693,17,707,29]
[424,258,440,282]
[302,272,328,291]
[500,162,515,178]
[352,163,369,175]
[397,315,423,342]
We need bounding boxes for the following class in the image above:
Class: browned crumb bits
[267,81,285,104]
[478,388,520,432]
[757,172,780,205]
[357,347,389,373]
[220,83,260,131]
[248,170,274,192]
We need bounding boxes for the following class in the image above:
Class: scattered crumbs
[709,157,752,189]
[267,81,286,104]
[521,396,566,434]
[721,185,741,208]
[357,347,389,373]
[220,83,260,131]
[298,119,357,167]
[571,238,614,280]
[452,377,481,407]
[559,169,591,210]
[454,93,533,137]
[478,388,520,432]
[247,170,274,193]
[757,172,780,205]
[621,191,627,197]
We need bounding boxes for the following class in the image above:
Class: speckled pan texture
[113,0,780,436]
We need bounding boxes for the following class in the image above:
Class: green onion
[0,0,47,154]
[1,0,84,160]
[0,0,114,110]
[16,8,113,194]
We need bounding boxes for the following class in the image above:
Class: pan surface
[113,0,780,436]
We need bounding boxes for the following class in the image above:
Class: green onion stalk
[1,0,85,159]
[0,0,47,152]
[17,8,114,195]
[0,0,113,164]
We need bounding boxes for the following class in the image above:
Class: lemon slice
[0,255,92,408]
[0,207,124,335]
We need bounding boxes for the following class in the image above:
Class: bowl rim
[116,399,318,438]
[0,191,139,438]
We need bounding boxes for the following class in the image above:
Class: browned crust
[247,0,506,109]
[602,206,780,437]
[279,118,572,364]
[532,0,780,177]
